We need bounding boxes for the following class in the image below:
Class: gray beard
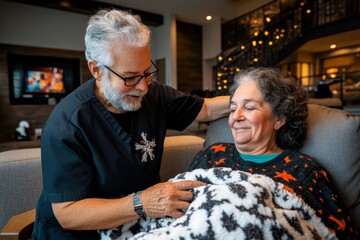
[102,76,147,112]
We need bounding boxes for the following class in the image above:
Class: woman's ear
[88,60,102,80]
[274,117,286,130]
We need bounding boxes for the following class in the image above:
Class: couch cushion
[205,117,232,146]
[0,148,42,229]
[160,135,205,181]
[205,104,360,230]
[301,104,360,230]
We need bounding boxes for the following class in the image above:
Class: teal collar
[239,153,281,164]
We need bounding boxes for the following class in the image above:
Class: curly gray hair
[85,9,151,66]
[229,67,308,149]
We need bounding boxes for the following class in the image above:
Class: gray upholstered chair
[206,104,360,231]
[0,148,42,231]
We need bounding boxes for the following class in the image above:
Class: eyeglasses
[103,60,158,87]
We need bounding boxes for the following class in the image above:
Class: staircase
[214,0,360,95]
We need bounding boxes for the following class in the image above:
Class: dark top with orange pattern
[189,143,359,239]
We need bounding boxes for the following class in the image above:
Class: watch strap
[133,191,146,218]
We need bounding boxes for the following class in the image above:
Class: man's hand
[141,180,205,218]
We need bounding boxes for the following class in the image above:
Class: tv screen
[25,67,65,94]
[7,54,80,105]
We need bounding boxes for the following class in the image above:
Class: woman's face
[229,79,285,154]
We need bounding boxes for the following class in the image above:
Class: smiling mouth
[234,127,250,131]
[128,95,142,100]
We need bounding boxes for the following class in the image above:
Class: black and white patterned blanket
[100,168,336,240]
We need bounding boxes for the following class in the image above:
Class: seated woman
[189,67,358,239]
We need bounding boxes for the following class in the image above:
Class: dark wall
[0,21,203,142]
[176,21,203,93]
[0,44,92,142]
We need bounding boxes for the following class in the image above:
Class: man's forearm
[52,195,137,230]
[196,95,230,122]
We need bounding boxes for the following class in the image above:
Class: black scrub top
[32,79,204,239]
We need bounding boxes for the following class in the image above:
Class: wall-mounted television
[7,53,81,105]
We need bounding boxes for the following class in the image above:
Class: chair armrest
[0,209,35,240]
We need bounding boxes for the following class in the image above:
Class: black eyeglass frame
[103,60,159,87]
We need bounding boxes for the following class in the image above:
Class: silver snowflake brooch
[135,132,156,162]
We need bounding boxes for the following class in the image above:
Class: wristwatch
[133,191,146,218]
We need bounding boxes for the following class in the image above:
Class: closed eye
[229,104,237,112]
[245,106,255,111]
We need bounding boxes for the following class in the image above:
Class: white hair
[85,9,151,66]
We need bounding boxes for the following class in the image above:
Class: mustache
[125,90,148,97]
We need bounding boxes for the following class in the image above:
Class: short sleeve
[41,120,93,203]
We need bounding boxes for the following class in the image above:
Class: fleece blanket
[100,168,336,240]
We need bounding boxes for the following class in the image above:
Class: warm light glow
[241,45,245,50]
[306,9,311,14]
[228,57,232,62]
[218,56,223,61]
[269,41,273,46]
[326,68,339,74]
[236,68,240,72]
[258,40,263,44]
[217,72,222,77]
[275,35,280,39]
[266,17,271,22]
[264,31,269,36]
[254,58,258,62]
[254,31,259,36]
[223,80,228,83]
[206,16,212,21]
[330,44,337,49]
[60,0,71,7]
[252,41,257,46]
[217,86,222,90]
[301,63,310,85]
[294,25,298,29]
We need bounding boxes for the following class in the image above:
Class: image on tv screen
[25,67,65,93]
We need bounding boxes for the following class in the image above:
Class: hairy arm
[52,180,205,230]
[195,95,230,122]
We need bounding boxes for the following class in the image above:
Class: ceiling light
[330,44,336,49]
[206,16,212,21]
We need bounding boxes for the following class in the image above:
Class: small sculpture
[15,120,30,141]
